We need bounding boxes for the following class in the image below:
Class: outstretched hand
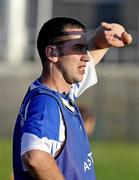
[93,22,132,49]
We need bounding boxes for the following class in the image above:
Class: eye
[74,44,88,52]
[74,45,83,50]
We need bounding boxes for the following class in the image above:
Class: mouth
[78,65,86,74]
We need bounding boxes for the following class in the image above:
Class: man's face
[56,28,89,84]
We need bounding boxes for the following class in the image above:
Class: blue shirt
[13,60,97,179]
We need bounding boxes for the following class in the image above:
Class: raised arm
[88,22,132,65]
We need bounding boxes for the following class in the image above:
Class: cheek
[68,61,78,76]
[64,62,76,76]
[58,59,72,76]
[59,55,80,77]
[62,56,78,70]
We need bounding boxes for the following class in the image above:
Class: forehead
[54,28,87,44]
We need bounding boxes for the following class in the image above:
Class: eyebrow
[73,43,87,47]
[73,43,88,49]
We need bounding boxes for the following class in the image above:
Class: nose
[81,51,90,62]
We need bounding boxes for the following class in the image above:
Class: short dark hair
[37,17,86,65]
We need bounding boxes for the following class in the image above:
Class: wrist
[88,37,111,50]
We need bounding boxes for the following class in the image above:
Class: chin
[74,77,83,83]
[79,75,84,82]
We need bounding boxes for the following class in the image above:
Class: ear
[45,46,59,63]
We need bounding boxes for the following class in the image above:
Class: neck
[40,66,71,94]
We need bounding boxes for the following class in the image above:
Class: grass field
[0,138,139,180]
[0,138,12,180]
[91,141,139,180]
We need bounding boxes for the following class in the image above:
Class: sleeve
[21,95,65,158]
[69,52,97,101]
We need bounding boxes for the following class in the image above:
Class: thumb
[122,32,132,45]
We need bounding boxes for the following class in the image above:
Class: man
[13,17,132,180]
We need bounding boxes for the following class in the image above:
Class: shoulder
[28,93,60,115]
[23,93,61,138]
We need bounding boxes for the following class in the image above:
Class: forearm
[88,43,109,66]
[22,150,64,180]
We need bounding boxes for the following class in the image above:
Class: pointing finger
[101,22,112,30]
